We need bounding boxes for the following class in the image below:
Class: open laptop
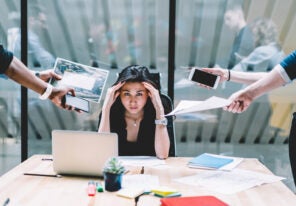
[52,130,118,177]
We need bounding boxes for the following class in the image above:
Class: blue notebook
[188,153,234,169]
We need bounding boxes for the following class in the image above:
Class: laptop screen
[52,130,118,177]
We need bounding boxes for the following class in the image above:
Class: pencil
[23,173,61,178]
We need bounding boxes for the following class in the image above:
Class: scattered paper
[174,168,285,194]
[166,96,231,116]
[122,174,159,192]
[118,156,166,167]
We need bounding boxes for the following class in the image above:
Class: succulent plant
[103,157,125,174]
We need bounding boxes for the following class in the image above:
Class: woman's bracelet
[35,71,40,78]
[227,69,231,81]
[39,83,53,100]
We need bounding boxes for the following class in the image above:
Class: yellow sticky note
[151,186,178,197]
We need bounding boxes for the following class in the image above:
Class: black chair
[160,93,176,157]
[289,112,296,187]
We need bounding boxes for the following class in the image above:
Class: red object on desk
[87,181,96,196]
[161,196,228,206]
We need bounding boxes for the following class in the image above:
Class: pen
[2,198,9,206]
[41,158,53,161]
[23,173,61,178]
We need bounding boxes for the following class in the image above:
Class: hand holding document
[165,96,231,116]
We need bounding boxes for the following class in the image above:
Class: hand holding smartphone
[62,94,90,113]
[188,67,220,89]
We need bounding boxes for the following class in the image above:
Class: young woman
[98,65,170,159]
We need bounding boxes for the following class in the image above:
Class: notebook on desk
[52,130,118,177]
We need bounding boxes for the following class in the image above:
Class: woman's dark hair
[109,65,159,130]
[113,65,159,90]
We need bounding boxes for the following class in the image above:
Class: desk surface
[0,155,295,206]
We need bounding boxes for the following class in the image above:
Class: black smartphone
[63,94,90,113]
[188,68,220,89]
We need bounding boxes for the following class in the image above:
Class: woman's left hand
[142,82,164,118]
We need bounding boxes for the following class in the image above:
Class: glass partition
[1,0,296,191]
[25,0,170,156]
[174,0,296,190]
[0,0,21,174]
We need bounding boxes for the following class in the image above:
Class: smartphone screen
[189,68,219,88]
[64,95,90,113]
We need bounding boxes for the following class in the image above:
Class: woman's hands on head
[103,81,125,110]
[142,82,164,118]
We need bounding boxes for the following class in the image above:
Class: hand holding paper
[166,96,231,116]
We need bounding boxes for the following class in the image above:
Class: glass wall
[1,0,296,190]
[24,0,170,156]
[0,0,21,174]
[174,0,296,151]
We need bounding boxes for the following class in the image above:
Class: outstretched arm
[224,64,286,113]
[201,67,267,85]
[6,57,50,94]
[5,57,75,110]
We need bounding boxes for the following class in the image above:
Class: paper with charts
[166,96,231,116]
[50,58,109,103]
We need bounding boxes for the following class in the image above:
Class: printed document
[174,168,285,194]
[166,96,231,116]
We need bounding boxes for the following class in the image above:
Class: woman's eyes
[122,92,143,96]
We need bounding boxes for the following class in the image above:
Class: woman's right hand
[102,82,124,110]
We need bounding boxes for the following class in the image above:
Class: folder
[188,153,233,169]
[161,196,228,206]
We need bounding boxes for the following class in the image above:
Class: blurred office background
[1,0,296,192]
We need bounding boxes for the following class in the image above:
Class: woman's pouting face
[120,82,148,115]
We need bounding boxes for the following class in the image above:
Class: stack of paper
[151,186,181,198]
[116,188,145,199]
[188,153,242,170]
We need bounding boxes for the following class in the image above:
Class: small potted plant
[103,157,125,192]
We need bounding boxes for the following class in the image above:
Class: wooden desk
[0,155,295,206]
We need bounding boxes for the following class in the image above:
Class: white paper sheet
[122,174,159,191]
[118,156,166,167]
[174,168,285,194]
[166,96,232,116]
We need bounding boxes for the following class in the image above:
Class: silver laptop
[52,130,118,177]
